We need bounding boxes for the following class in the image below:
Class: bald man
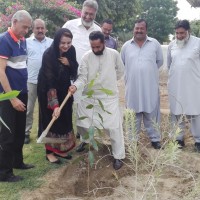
[0,10,34,182]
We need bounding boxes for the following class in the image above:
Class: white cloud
[177,0,200,20]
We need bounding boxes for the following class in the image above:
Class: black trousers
[0,93,27,179]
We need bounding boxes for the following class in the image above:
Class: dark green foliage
[76,0,141,33]
[190,20,200,37]
[140,0,178,43]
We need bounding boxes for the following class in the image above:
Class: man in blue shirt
[0,10,34,183]
[25,19,53,144]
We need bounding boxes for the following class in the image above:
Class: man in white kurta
[69,31,125,170]
[63,0,101,139]
[167,19,200,152]
[121,19,163,149]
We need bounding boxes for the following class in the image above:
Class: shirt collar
[8,27,25,42]
[131,35,152,44]
[32,35,47,42]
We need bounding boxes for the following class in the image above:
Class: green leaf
[88,150,94,168]
[99,122,105,130]
[97,113,103,123]
[78,116,88,120]
[86,90,94,98]
[91,139,98,151]
[86,104,94,109]
[105,110,112,115]
[88,79,95,90]
[97,99,105,111]
[88,126,95,140]
[0,117,11,132]
[0,90,20,101]
[98,88,113,96]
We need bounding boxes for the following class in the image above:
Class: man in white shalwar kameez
[121,19,163,149]
[167,20,200,152]
[69,31,125,170]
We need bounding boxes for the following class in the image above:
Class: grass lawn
[0,102,69,200]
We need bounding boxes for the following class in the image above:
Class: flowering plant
[0,0,81,35]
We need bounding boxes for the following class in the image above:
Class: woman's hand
[53,107,61,119]
[58,57,69,66]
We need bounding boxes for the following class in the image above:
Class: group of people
[0,0,200,183]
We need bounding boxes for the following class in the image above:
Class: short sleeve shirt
[0,30,28,93]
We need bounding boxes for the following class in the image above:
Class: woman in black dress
[37,28,78,163]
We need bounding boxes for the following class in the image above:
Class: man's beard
[81,19,93,28]
[176,32,190,48]
[93,47,105,55]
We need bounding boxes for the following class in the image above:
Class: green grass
[0,102,69,200]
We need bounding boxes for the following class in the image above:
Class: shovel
[37,91,71,143]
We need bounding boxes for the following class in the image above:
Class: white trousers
[77,122,125,160]
[171,114,200,143]
[25,83,37,136]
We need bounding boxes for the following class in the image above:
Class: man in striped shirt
[0,10,34,183]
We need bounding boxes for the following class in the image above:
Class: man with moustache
[167,20,200,151]
[62,0,101,64]
[69,31,125,170]
[0,10,34,182]
[101,19,117,50]
[121,19,163,149]
[63,0,101,139]
[24,19,53,144]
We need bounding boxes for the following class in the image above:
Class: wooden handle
[59,91,71,111]
[46,91,71,133]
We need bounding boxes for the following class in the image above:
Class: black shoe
[54,153,72,160]
[113,159,123,170]
[14,163,35,170]
[0,174,23,183]
[195,142,200,153]
[24,135,30,144]
[76,142,87,152]
[46,156,61,164]
[151,141,161,149]
[176,140,185,149]
[76,132,80,139]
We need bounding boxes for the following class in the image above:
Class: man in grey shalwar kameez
[69,31,125,170]
[121,19,163,149]
[167,20,200,152]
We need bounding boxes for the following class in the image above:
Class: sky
[177,0,200,20]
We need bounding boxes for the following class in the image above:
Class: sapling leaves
[0,90,20,101]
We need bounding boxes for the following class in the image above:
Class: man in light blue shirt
[121,19,163,149]
[25,19,53,144]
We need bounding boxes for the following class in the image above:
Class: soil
[21,68,200,200]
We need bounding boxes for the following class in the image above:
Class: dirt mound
[22,145,132,200]
[21,141,200,200]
